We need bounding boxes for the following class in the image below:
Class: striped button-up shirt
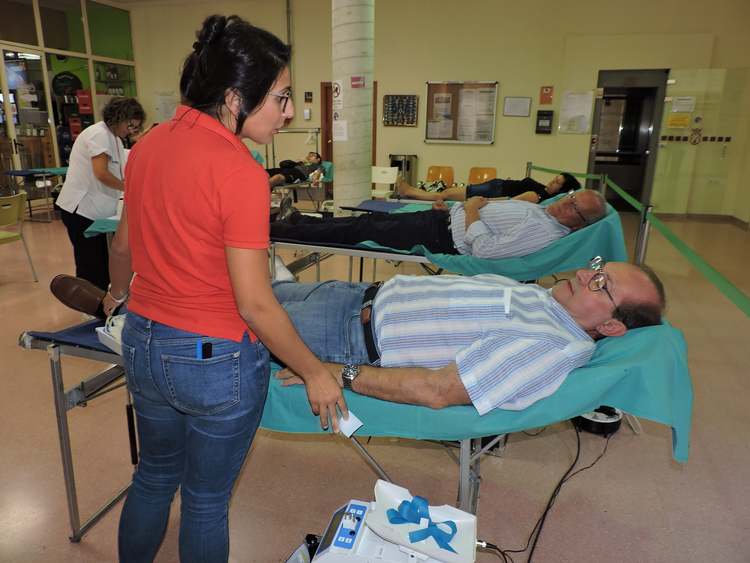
[372,274,595,413]
[449,199,570,259]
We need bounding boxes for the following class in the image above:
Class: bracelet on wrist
[107,289,129,304]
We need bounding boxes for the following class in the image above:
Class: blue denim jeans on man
[272,280,371,365]
[117,311,269,563]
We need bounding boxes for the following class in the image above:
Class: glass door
[651,69,747,215]
[1,48,56,170]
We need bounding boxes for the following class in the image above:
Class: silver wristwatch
[341,364,361,390]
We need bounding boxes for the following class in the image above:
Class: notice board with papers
[425,81,498,144]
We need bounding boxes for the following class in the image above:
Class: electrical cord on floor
[522,426,547,437]
[477,422,612,563]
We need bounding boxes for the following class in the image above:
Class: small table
[4,167,68,222]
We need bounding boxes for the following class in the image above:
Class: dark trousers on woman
[60,208,110,290]
[270,209,458,254]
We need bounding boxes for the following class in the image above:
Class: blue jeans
[117,312,269,563]
[272,280,371,365]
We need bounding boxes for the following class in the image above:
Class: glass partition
[93,61,136,120]
[40,0,85,53]
[46,54,93,166]
[651,69,748,215]
[87,1,134,61]
[0,0,38,46]
[2,50,54,170]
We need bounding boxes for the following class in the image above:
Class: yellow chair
[426,166,454,187]
[0,193,39,282]
[468,167,497,185]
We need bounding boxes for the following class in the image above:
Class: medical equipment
[286,481,477,563]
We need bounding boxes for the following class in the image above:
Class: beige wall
[126,0,750,221]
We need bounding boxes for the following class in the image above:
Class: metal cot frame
[19,326,496,544]
[18,331,133,542]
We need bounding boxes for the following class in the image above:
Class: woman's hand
[303,368,348,432]
[275,364,348,432]
[102,292,121,316]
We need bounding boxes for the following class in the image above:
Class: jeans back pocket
[161,351,241,416]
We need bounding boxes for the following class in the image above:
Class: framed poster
[503,96,532,117]
[383,94,418,126]
[425,81,498,144]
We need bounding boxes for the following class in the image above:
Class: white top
[372,274,595,412]
[56,121,126,220]
[448,199,570,259]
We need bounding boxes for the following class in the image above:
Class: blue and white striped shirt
[449,200,570,259]
[372,274,595,413]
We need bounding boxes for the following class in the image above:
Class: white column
[331,0,374,213]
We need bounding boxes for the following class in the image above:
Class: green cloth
[28,167,68,176]
[84,217,119,237]
[261,321,692,462]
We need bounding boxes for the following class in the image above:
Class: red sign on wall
[76,89,93,114]
[350,76,365,89]
[539,86,554,105]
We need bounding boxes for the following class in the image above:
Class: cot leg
[624,413,643,435]
[348,437,392,482]
[270,245,277,280]
[49,344,83,541]
[126,392,139,465]
[457,439,481,514]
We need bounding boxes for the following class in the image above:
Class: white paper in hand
[337,410,363,437]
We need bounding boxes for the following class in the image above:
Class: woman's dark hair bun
[180,14,291,135]
[197,14,228,48]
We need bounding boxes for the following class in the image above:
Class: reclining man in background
[272,189,607,260]
[267,151,324,187]
[396,172,581,203]
[274,259,665,413]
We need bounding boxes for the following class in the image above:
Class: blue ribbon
[386,496,458,553]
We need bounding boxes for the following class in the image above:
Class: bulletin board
[425,81,498,144]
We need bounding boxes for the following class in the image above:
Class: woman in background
[56,97,144,290]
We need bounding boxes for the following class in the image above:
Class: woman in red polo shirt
[108,15,347,562]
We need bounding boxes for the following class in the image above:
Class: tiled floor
[0,211,748,562]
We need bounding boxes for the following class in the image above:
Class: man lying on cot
[266,151,323,187]
[274,258,665,413]
[396,172,581,203]
[271,189,607,260]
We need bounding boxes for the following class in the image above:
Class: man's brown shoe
[50,274,106,319]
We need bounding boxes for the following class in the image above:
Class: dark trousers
[60,208,110,290]
[266,166,307,183]
[271,209,458,254]
[466,179,505,198]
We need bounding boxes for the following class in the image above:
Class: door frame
[588,69,669,205]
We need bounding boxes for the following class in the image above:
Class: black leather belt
[360,282,382,364]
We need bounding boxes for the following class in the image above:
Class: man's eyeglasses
[567,190,588,226]
[268,90,292,113]
[588,256,616,308]
[126,121,142,133]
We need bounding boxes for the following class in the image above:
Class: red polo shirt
[125,105,270,341]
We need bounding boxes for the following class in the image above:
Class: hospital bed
[19,315,691,540]
[272,196,628,282]
[272,160,334,211]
